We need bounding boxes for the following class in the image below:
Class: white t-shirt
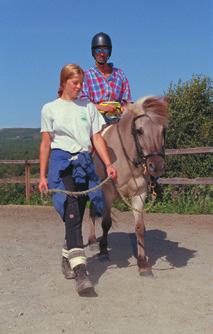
[40,98,105,153]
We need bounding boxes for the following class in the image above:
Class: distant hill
[0,128,40,159]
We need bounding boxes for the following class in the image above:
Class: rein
[116,121,136,166]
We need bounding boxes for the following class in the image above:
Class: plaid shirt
[80,65,131,104]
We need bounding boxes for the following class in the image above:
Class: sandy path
[0,206,212,334]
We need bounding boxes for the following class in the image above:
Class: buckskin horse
[90,96,169,276]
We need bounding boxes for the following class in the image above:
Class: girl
[39,64,117,295]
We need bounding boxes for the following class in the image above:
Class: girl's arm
[38,132,52,192]
[91,132,117,180]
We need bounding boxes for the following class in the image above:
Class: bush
[0,185,25,205]
[165,75,213,179]
[147,184,213,214]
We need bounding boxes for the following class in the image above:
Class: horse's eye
[136,128,143,136]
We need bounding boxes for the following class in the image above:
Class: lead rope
[41,174,157,213]
[114,181,157,214]
[40,175,111,204]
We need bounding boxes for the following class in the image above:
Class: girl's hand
[38,177,48,193]
[106,164,117,181]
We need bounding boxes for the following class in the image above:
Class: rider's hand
[96,104,117,114]
[106,165,117,181]
[105,104,117,113]
[38,177,48,193]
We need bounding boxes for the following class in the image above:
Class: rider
[80,32,132,123]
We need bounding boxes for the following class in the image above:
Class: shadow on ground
[87,229,197,285]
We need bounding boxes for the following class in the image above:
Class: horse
[90,96,169,276]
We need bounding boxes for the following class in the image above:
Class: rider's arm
[119,69,132,105]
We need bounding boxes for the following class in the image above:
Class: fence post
[25,161,31,201]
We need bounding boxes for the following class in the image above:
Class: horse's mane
[127,96,169,127]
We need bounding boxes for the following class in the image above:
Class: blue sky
[0,0,212,128]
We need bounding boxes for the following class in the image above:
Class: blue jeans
[61,166,88,250]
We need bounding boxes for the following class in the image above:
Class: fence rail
[0,147,212,200]
[165,147,213,155]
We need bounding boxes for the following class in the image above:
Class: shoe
[62,256,76,279]
[73,264,94,295]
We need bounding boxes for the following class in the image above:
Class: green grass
[113,185,213,214]
[0,184,212,215]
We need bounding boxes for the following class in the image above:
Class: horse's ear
[161,96,169,104]
[142,96,158,106]
[160,96,169,113]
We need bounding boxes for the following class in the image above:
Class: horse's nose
[148,162,156,173]
[147,158,165,176]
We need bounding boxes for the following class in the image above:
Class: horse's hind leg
[99,188,114,259]
[132,195,153,276]
[88,203,99,248]
[99,211,112,259]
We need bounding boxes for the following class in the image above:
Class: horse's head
[126,96,169,177]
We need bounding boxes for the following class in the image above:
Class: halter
[117,114,165,169]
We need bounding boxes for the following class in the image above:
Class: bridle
[117,114,165,169]
[131,114,165,167]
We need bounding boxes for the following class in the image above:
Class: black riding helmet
[91,32,112,58]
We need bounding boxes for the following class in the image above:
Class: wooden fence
[0,146,212,200]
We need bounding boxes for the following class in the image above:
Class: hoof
[78,288,97,297]
[89,242,99,251]
[139,270,154,278]
[98,251,110,262]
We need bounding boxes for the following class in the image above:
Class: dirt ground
[0,205,212,334]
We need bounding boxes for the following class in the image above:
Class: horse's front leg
[131,194,153,276]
